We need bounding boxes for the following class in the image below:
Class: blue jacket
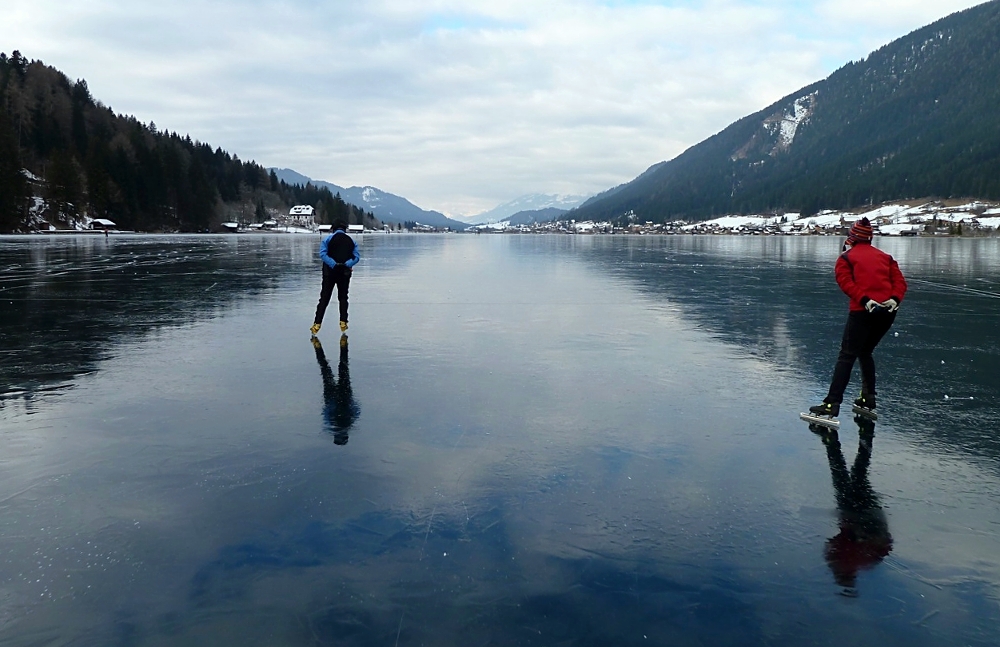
[320,229,359,269]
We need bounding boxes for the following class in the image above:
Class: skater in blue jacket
[310,220,359,335]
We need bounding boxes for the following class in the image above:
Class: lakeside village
[29,199,1000,238]
[471,200,1000,237]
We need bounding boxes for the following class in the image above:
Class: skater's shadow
[812,416,893,596]
[312,335,361,445]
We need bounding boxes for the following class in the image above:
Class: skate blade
[850,405,878,421]
[800,412,840,429]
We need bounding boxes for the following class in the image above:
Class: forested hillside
[0,52,376,233]
[572,0,1000,224]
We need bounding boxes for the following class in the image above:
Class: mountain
[571,0,1000,224]
[471,193,590,224]
[270,168,468,230]
[0,52,377,233]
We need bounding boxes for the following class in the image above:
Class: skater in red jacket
[809,218,907,419]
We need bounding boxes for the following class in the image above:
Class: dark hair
[333,220,348,231]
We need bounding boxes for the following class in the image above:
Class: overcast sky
[2,0,987,216]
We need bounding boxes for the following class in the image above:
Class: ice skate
[310,323,321,336]
[800,402,840,429]
[339,320,348,332]
[851,393,877,420]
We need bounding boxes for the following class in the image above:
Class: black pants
[314,264,351,325]
[825,309,896,404]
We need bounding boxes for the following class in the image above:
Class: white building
[288,205,315,225]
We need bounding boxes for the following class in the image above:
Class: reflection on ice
[312,334,360,444]
[1,234,999,646]
[811,417,892,595]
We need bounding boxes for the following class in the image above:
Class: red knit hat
[848,217,873,243]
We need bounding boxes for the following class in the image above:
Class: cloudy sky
[1,0,987,216]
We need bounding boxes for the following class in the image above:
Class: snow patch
[776,91,817,150]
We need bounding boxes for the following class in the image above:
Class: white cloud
[0,0,986,215]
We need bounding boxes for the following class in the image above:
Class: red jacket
[835,242,907,312]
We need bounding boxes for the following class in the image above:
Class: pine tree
[46,150,83,221]
[0,107,29,232]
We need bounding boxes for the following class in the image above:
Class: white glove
[864,298,881,313]
[881,298,899,313]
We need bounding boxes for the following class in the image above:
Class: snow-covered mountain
[469,194,590,224]
[269,168,468,230]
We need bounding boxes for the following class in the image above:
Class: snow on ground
[879,224,921,235]
[573,221,611,232]
[854,204,913,222]
[800,213,843,227]
[272,226,317,234]
[675,201,1000,235]
[471,221,510,231]
[682,215,780,231]
[933,211,975,222]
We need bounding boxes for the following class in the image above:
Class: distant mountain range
[468,193,590,224]
[270,168,468,230]
[572,0,1000,224]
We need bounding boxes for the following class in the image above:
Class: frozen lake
[1,233,999,646]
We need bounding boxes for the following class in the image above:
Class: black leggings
[825,309,896,404]
[314,264,351,325]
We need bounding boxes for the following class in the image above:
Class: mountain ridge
[270,168,468,230]
[571,0,1000,224]
[469,193,590,224]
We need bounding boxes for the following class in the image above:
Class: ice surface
[1,234,999,646]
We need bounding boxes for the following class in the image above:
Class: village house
[288,205,315,226]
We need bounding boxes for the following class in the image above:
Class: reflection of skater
[312,336,360,445]
[310,220,359,336]
[811,418,892,594]
[809,218,907,419]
